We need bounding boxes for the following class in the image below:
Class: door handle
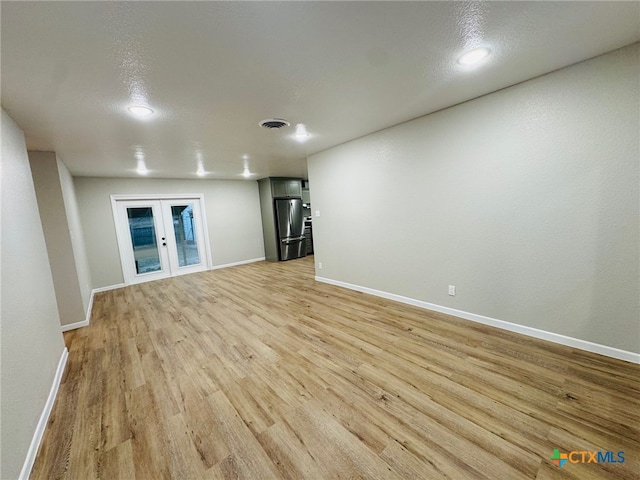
[281,236,305,244]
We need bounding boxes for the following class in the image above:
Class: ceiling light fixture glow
[196,156,206,176]
[136,157,149,175]
[242,156,251,178]
[457,47,491,66]
[128,105,154,117]
[188,147,207,177]
[294,124,309,140]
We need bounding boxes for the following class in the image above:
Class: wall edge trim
[92,283,126,293]
[60,284,125,332]
[210,257,266,270]
[61,319,89,332]
[19,347,69,480]
[315,276,640,365]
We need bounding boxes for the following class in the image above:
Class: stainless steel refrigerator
[274,198,306,261]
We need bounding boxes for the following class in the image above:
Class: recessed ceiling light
[294,124,310,141]
[136,158,149,175]
[457,47,491,66]
[128,105,154,117]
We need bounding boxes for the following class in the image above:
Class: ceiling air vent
[259,118,290,129]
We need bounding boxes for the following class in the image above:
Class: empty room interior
[1,2,639,479]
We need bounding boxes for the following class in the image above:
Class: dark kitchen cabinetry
[301,182,313,254]
[259,177,305,261]
[302,187,311,204]
[304,224,313,254]
[271,179,302,198]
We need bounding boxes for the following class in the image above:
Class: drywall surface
[74,177,265,287]
[57,156,92,313]
[1,109,65,479]
[308,44,640,353]
[258,178,278,261]
[29,152,87,326]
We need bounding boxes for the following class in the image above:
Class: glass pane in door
[127,207,161,274]
[171,205,200,267]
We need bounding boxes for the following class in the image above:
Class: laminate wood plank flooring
[31,256,639,479]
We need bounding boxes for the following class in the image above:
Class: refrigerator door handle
[281,236,305,244]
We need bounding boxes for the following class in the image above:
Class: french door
[113,197,210,284]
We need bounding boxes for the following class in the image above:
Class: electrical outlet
[318,262,323,270]
[448,285,456,296]
[314,210,321,217]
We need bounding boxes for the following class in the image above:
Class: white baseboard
[92,283,126,293]
[315,276,640,365]
[19,347,69,480]
[60,284,125,332]
[210,257,265,271]
[61,319,89,332]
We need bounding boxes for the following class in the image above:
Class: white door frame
[111,194,213,285]
[115,199,172,284]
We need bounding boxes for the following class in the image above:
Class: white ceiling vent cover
[259,118,291,129]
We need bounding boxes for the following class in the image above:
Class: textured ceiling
[2,1,639,180]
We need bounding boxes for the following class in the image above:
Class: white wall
[1,109,66,479]
[57,156,92,313]
[308,44,639,354]
[74,177,265,288]
[29,152,89,326]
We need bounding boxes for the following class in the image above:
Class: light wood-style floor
[31,256,639,479]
